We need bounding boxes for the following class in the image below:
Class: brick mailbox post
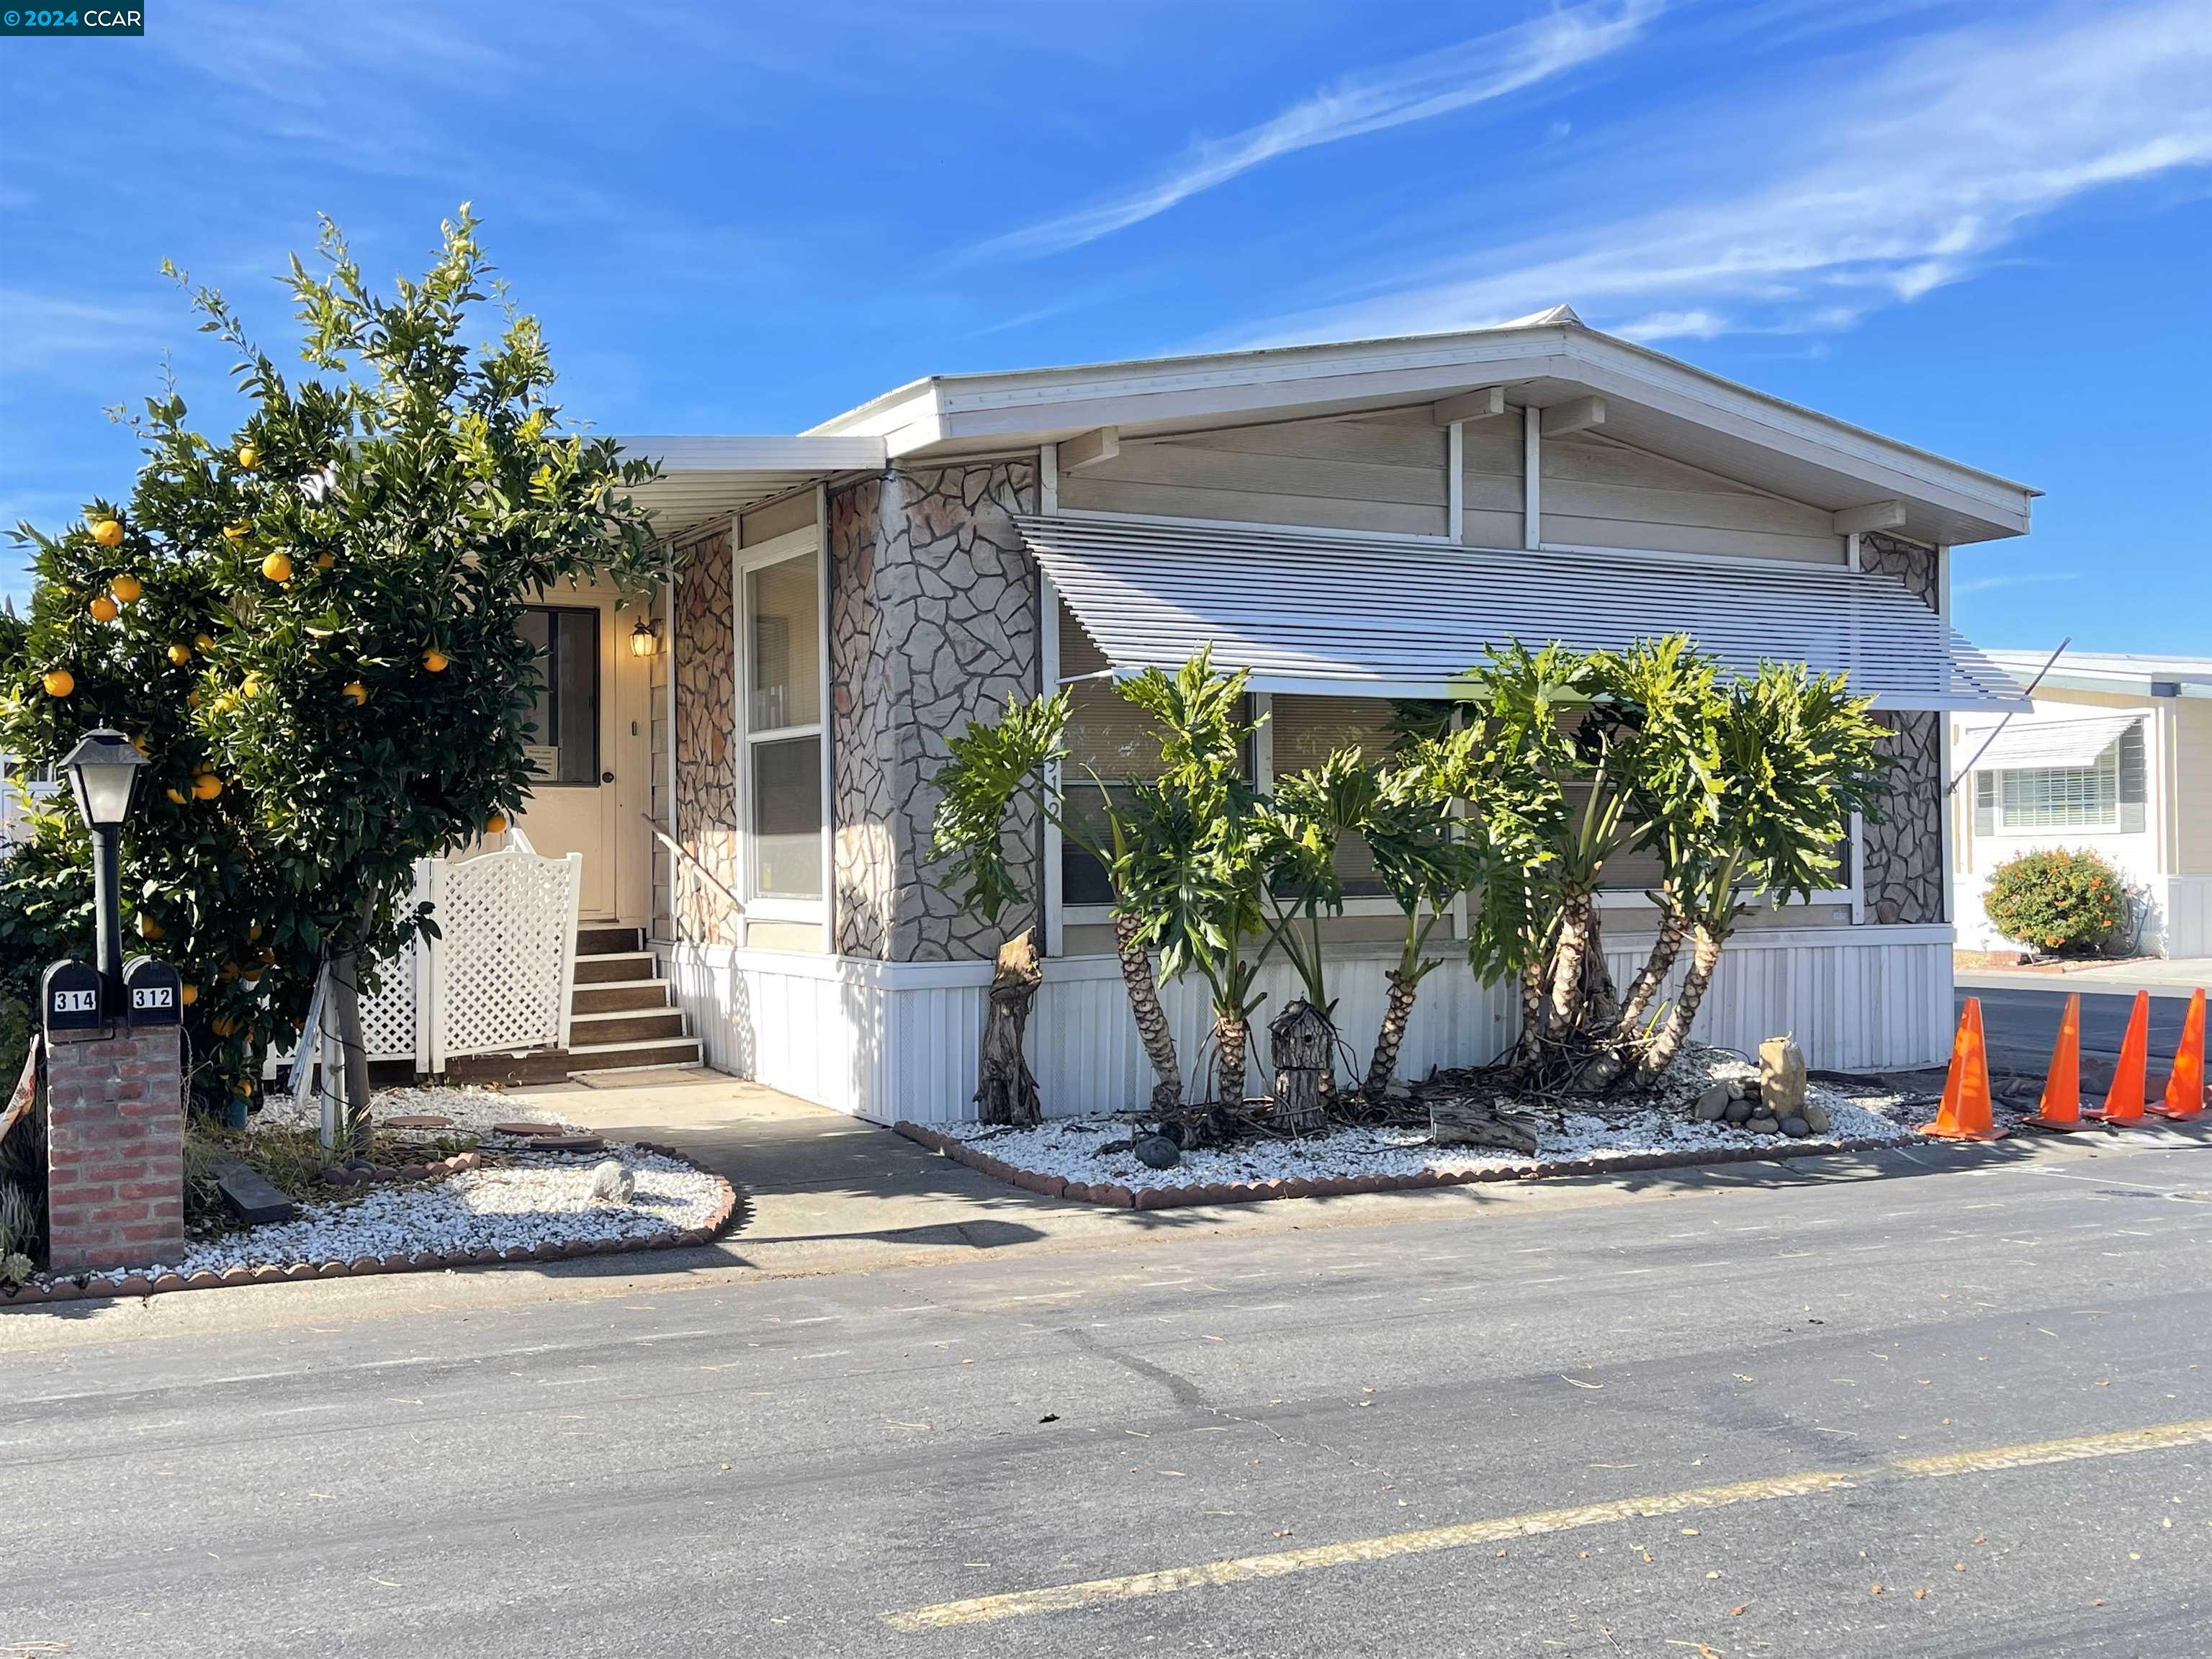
[42,954,187,1276]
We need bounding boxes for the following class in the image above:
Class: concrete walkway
[1959,958,2212,994]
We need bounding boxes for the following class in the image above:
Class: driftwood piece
[975,930,1044,1126]
[0,1042,37,1154]
[1427,1097,1540,1155]
[1269,1000,1332,1136]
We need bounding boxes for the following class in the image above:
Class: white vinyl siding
[1542,430,1845,565]
[1058,408,1450,538]
[1457,414,1525,548]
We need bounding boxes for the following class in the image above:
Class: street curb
[1,1142,741,1312]
[895,1118,1943,1208]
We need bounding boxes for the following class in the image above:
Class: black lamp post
[59,727,148,996]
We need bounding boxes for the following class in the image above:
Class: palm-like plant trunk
[1363,969,1421,1102]
[1113,910,1182,1110]
[1635,921,1726,1084]
[1617,897,1689,1034]
[1545,887,1593,1035]
[1214,1012,1249,1105]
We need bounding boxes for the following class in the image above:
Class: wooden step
[577,925,645,956]
[571,979,675,1015]
[567,1008,687,1046]
[567,1036,703,1074]
[574,950,658,985]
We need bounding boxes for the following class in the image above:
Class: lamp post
[59,727,148,997]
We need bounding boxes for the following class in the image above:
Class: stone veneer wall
[830,462,1042,961]
[671,522,741,946]
[1857,531,1946,925]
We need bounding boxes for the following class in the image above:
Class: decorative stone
[1694,1084,1731,1121]
[1723,1100,1755,1125]
[1759,1037,1808,1120]
[1133,1134,1181,1170]
[1747,1115,1780,1136]
[1725,1080,1747,1102]
[1802,1101,1832,1136]
[1780,1115,1812,1139]
[590,1159,636,1202]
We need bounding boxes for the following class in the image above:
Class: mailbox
[41,959,106,1038]
[123,956,184,1029]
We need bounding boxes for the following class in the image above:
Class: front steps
[565,927,702,1074]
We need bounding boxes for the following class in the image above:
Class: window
[1979,724,2144,834]
[1269,694,1400,898]
[518,606,600,786]
[743,547,823,903]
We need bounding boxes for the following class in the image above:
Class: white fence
[273,840,583,1078]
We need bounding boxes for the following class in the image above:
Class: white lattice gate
[274,844,582,1078]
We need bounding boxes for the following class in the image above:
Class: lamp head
[59,727,148,830]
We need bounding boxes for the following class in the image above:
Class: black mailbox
[42,959,106,1038]
[123,956,184,1029]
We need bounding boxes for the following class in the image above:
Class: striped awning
[1958,712,2139,770]
[1020,516,2026,711]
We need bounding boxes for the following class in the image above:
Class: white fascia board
[616,434,886,472]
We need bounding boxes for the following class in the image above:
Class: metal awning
[1958,712,2139,770]
[1020,516,2026,711]
[615,435,886,536]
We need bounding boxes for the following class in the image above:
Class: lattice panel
[433,848,579,1058]
[358,936,419,1063]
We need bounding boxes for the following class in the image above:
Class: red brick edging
[894,1120,1910,1210]
[0,1140,739,1310]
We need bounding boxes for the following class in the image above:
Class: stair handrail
[643,814,746,915]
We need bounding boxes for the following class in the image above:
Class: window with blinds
[1974,723,2143,835]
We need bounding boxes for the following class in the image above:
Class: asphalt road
[6,1133,2212,1658]
[1960,982,2199,1079]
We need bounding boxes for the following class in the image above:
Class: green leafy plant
[0,209,659,1138]
[1982,846,2128,957]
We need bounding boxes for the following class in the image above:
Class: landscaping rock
[1694,1084,1731,1121]
[1802,1101,1832,1136]
[589,1159,635,1202]
[1759,1036,1808,1120]
[1780,1115,1812,1139]
[1723,1100,1754,1124]
[1747,1115,1780,1136]
[1133,1134,1182,1170]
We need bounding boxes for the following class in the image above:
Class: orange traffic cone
[2150,989,2207,1122]
[2088,990,2152,1125]
[2024,994,2089,1131]
[1921,997,2007,1141]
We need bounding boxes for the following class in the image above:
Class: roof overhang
[1024,514,2026,713]
[1954,711,2141,770]
[614,434,886,537]
[811,320,2037,547]
[1982,651,2212,701]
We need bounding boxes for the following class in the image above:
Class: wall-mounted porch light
[630,618,662,660]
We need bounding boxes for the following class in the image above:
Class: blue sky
[2,0,2206,653]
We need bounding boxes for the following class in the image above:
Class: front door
[512,601,619,918]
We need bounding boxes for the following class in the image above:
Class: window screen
[518,606,600,786]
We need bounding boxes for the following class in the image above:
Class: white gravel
[254,1083,576,1139]
[945,1048,1920,1192]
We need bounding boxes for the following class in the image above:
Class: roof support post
[1540,396,1605,437]
[1431,386,1506,426]
[1447,421,1464,544]
[1058,426,1120,472]
[1523,405,1542,549]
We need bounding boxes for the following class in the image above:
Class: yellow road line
[881,1416,2212,1632]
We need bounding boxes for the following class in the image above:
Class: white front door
[513,599,620,919]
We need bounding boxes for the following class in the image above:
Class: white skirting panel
[2162,878,2212,958]
[667,925,1956,1127]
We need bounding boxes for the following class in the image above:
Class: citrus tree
[0,209,659,1134]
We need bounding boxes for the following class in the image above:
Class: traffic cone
[2149,989,2206,1122]
[1921,998,2006,1141]
[2088,990,2152,1125]
[2023,994,2089,1131]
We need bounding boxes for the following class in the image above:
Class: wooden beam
[1539,396,1605,437]
[1832,499,1908,536]
[1431,385,1507,426]
[1058,426,1120,472]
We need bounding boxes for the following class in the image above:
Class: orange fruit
[236,443,261,470]
[261,552,292,583]
[130,735,148,756]
[422,648,449,673]
[222,523,248,543]
[341,681,367,706]
[193,633,215,652]
[233,1079,253,1097]
[91,518,125,547]
[88,595,120,623]
[192,773,223,801]
[485,811,508,835]
[179,983,198,1007]
[217,961,240,981]
[168,643,192,666]
[247,922,262,942]
[109,572,143,603]
[241,675,261,699]
[137,912,163,940]
[315,552,335,570]
[165,786,187,805]
[41,668,73,698]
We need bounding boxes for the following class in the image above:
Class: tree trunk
[1635,922,1726,1085]
[1214,1013,1250,1107]
[1617,901,1689,1035]
[1112,910,1182,1110]
[1513,911,1560,1066]
[1579,904,1618,1025]
[1363,970,1421,1103]
[1546,889,1592,1035]
[327,947,374,1154]
[974,929,1043,1126]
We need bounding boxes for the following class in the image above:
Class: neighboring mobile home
[508,307,2036,1123]
[1953,651,2212,959]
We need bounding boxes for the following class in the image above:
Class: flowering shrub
[1982,847,2128,956]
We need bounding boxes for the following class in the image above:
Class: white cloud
[1234,0,2212,345]
[1611,309,1728,343]
[1954,571,2080,597]
[968,0,1659,261]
